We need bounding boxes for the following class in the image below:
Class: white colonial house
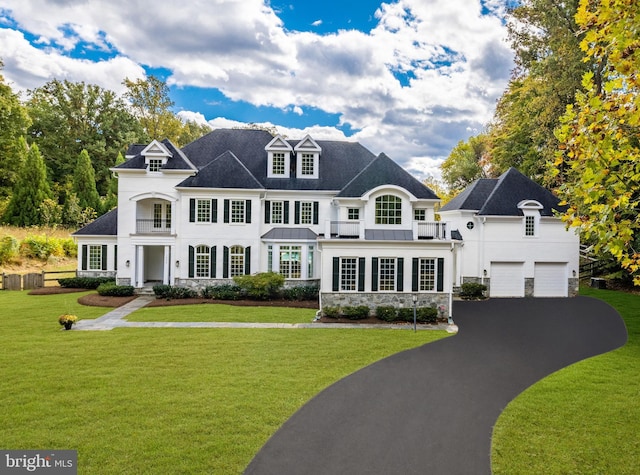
[439,168,580,297]
[73,129,578,317]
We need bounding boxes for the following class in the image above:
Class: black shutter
[313,201,319,225]
[223,246,229,278]
[212,199,218,223]
[437,258,445,292]
[244,246,251,274]
[284,201,290,224]
[396,258,404,292]
[114,245,118,271]
[265,201,271,224]
[210,246,217,278]
[188,246,195,278]
[332,257,340,291]
[245,200,252,223]
[358,257,365,292]
[101,245,108,270]
[189,199,196,222]
[81,245,88,270]
[294,201,300,224]
[371,257,378,292]
[412,258,419,292]
[223,199,230,223]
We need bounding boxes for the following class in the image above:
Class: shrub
[397,307,416,322]
[376,306,397,322]
[322,306,341,318]
[280,284,319,301]
[0,235,19,265]
[233,272,284,300]
[97,283,135,297]
[61,238,77,258]
[460,282,487,300]
[341,305,370,320]
[59,277,115,289]
[20,235,65,260]
[416,307,438,324]
[201,284,242,300]
[152,285,197,300]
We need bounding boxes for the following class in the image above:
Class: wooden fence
[1,269,77,290]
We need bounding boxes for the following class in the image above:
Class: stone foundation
[321,292,450,317]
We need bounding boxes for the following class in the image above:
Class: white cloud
[0,0,514,181]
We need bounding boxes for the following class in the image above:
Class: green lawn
[492,287,640,474]
[127,302,318,323]
[0,291,447,474]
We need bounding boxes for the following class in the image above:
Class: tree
[488,0,592,181]
[0,60,31,197]
[104,151,125,211]
[440,134,493,192]
[177,119,212,145]
[3,143,52,226]
[73,149,101,212]
[552,0,640,283]
[26,79,143,196]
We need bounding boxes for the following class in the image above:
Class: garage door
[534,263,567,297]
[490,262,524,297]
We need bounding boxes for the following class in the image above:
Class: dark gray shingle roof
[117,139,195,171]
[261,228,318,240]
[177,151,264,189]
[73,208,118,236]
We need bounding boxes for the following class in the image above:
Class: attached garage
[533,262,568,297]
[490,262,524,297]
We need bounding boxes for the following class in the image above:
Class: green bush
[397,307,416,322]
[0,236,19,265]
[59,277,115,289]
[322,306,341,318]
[341,305,370,320]
[376,306,397,322]
[280,284,319,301]
[61,238,77,258]
[201,284,242,300]
[152,285,197,300]
[416,307,438,324]
[233,272,284,300]
[97,283,135,297]
[460,282,487,300]
[20,235,65,260]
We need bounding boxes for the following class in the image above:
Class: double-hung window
[195,245,210,278]
[88,245,103,271]
[300,202,313,225]
[300,153,315,176]
[271,201,283,224]
[272,152,285,175]
[230,245,245,277]
[340,258,358,291]
[419,258,436,291]
[231,200,245,223]
[197,199,211,222]
[378,258,396,291]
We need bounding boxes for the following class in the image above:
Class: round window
[466,221,474,230]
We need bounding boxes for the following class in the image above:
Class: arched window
[195,245,210,278]
[230,245,245,277]
[375,195,402,224]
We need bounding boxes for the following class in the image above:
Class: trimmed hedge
[322,306,341,318]
[280,284,319,301]
[152,285,197,300]
[375,305,439,323]
[341,305,370,320]
[97,283,135,297]
[233,272,284,300]
[201,284,242,300]
[376,306,397,322]
[460,282,487,300]
[59,277,115,289]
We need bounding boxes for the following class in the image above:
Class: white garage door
[490,262,524,297]
[534,263,567,297]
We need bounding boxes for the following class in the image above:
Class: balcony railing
[417,222,447,240]
[330,221,361,238]
[136,219,172,234]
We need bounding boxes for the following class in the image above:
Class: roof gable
[293,135,321,152]
[73,208,118,236]
[116,139,196,171]
[265,135,293,152]
[177,150,264,189]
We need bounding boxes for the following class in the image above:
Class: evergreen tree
[72,149,101,212]
[104,151,124,211]
[3,143,52,226]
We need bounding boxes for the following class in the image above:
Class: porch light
[175,260,180,268]
[483,269,487,277]
[125,260,130,267]
[412,294,418,333]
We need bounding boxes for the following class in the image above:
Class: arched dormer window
[375,195,402,224]
[518,200,543,238]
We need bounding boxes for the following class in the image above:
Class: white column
[163,245,170,285]
[136,245,144,287]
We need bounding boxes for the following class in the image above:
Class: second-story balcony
[136,219,172,235]
[325,221,448,240]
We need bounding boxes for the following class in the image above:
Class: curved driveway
[245,297,627,475]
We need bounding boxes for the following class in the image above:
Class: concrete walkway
[73,296,458,332]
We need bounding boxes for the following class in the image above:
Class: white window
[231,200,245,223]
[280,245,301,279]
[267,245,273,272]
[308,245,314,279]
[376,195,402,225]
[88,245,102,270]
[300,153,315,176]
[196,199,211,223]
[419,258,436,291]
[340,258,358,291]
[230,245,245,277]
[414,209,426,221]
[379,258,396,291]
[271,201,283,224]
[348,208,360,220]
[300,202,313,225]
[195,245,210,278]
[148,159,163,172]
[525,215,536,237]
[272,152,285,175]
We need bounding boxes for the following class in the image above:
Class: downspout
[480,216,486,286]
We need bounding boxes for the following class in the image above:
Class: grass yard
[127,303,318,324]
[0,290,447,474]
[492,287,640,474]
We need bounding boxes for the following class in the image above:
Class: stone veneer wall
[77,270,117,279]
[461,276,580,297]
[321,292,450,317]
[174,278,320,291]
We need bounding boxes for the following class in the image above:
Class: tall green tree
[104,151,125,211]
[552,0,640,284]
[3,143,52,226]
[73,149,101,212]
[488,0,592,181]
[440,134,493,192]
[0,60,31,197]
[26,79,143,196]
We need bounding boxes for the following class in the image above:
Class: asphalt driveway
[244,297,628,475]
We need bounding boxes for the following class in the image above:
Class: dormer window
[294,135,321,179]
[376,195,402,224]
[272,153,286,175]
[141,140,172,174]
[265,135,292,178]
[518,200,543,238]
[300,153,315,176]
[148,159,163,172]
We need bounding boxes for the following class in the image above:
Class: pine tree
[3,143,52,226]
[72,149,101,213]
[104,151,124,211]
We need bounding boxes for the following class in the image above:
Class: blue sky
[0,0,514,180]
